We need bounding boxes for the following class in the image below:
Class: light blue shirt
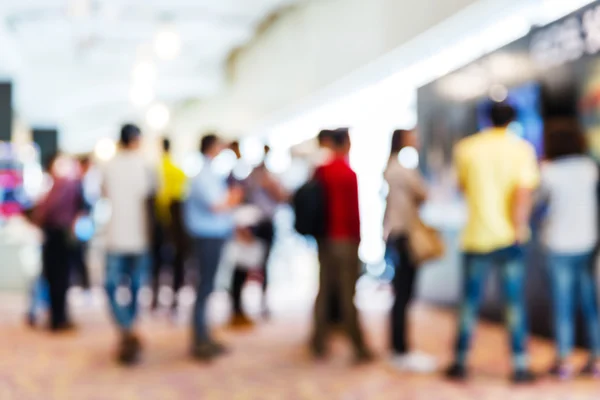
[184,162,234,238]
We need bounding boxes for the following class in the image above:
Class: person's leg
[547,253,576,368]
[501,252,535,381]
[170,201,187,310]
[43,229,71,330]
[127,253,150,327]
[312,240,334,356]
[78,243,91,290]
[576,253,600,372]
[447,253,490,373]
[104,254,132,329]
[231,267,247,316]
[150,222,164,310]
[334,241,370,360]
[192,238,226,356]
[255,219,274,316]
[390,236,417,355]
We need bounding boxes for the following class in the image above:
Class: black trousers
[70,242,90,290]
[152,201,188,309]
[316,240,343,324]
[231,267,248,315]
[42,227,71,330]
[390,235,417,354]
[252,219,274,294]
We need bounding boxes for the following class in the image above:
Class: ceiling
[0,0,299,152]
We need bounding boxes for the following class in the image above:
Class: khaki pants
[313,239,367,355]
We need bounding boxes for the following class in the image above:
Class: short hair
[120,124,141,147]
[200,134,219,155]
[317,129,334,145]
[162,138,171,152]
[264,144,271,155]
[330,128,350,148]
[489,102,516,127]
[390,129,411,155]
[544,121,587,160]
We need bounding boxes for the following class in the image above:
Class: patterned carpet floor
[1,290,600,400]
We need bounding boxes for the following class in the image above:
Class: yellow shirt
[156,155,187,224]
[454,128,540,253]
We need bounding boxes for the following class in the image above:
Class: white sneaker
[390,351,437,374]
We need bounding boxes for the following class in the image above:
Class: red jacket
[315,157,361,242]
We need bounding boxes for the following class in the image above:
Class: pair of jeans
[42,227,72,330]
[192,237,226,346]
[548,251,600,360]
[252,218,274,294]
[105,253,149,331]
[454,245,529,370]
[387,236,417,355]
[28,276,49,318]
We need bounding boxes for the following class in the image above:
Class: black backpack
[292,178,327,238]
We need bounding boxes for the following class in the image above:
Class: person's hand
[228,186,244,207]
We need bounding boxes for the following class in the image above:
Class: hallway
[1,290,600,400]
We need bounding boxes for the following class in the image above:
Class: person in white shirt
[540,124,600,379]
[102,124,155,365]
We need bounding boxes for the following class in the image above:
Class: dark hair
[390,129,411,156]
[78,154,91,166]
[162,138,171,152]
[44,153,59,172]
[544,121,587,160]
[489,102,516,127]
[120,124,141,147]
[200,134,219,155]
[264,144,271,155]
[317,129,334,145]
[330,128,350,148]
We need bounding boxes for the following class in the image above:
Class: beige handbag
[408,218,445,265]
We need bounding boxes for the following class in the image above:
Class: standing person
[152,138,188,313]
[445,103,539,383]
[102,124,155,365]
[70,156,92,292]
[245,145,288,318]
[34,155,84,332]
[311,128,372,363]
[540,124,600,378]
[384,129,436,373]
[185,134,243,361]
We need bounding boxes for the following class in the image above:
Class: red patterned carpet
[1,291,600,399]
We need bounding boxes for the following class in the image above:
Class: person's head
[317,129,334,149]
[162,137,171,154]
[330,128,351,155]
[544,122,587,160]
[389,129,416,156]
[44,153,59,175]
[120,124,142,150]
[264,144,271,156]
[78,155,91,174]
[489,102,516,128]
[200,133,224,159]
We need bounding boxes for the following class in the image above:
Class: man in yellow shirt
[446,103,539,384]
[152,138,188,312]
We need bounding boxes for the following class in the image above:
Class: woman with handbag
[384,129,438,373]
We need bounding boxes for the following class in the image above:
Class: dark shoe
[52,321,77,333]
[354,349,375,365]
[192,343,217,362]
[229,313,255,330]
[580,360,600,378]
[511,369,536,384]
[118,332,142,366]
[209,341,229,357]
[548,362,573,380]
[445,363,468,381]
[25,313,36,328]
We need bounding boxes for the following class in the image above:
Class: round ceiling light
[155,29,181,60]
[146,103,170,130]
[95,138,117,161]
[132,61,157,85]
[129,84,155,108]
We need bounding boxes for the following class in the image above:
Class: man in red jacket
[311,128,372,363]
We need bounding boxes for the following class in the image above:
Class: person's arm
[513,146,540,243]
[261,171,289,203]
[189,173,242,213]
[406,168,428,205]
[349,171,361,243]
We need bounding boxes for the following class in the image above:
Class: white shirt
[221,239,266,271]
[102,151,155,253]
[541,156,598,254]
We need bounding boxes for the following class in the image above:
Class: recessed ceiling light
[146,103,170,130]
[95,138,117,161]
[129,85,155,108]
[132,61,157,85]
[155,29,181,60]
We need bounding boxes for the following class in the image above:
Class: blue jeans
[548,252,600,360]
[105,253,149,331]
[193,238,226,346]
[28,276,49,317]
[454,246,529,370]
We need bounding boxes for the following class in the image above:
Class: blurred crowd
[23,101,600,384]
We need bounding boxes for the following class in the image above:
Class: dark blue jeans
[454,246,529,370]
[193,237,226,346]
[105,253,149,331]
[548,252,600,360]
